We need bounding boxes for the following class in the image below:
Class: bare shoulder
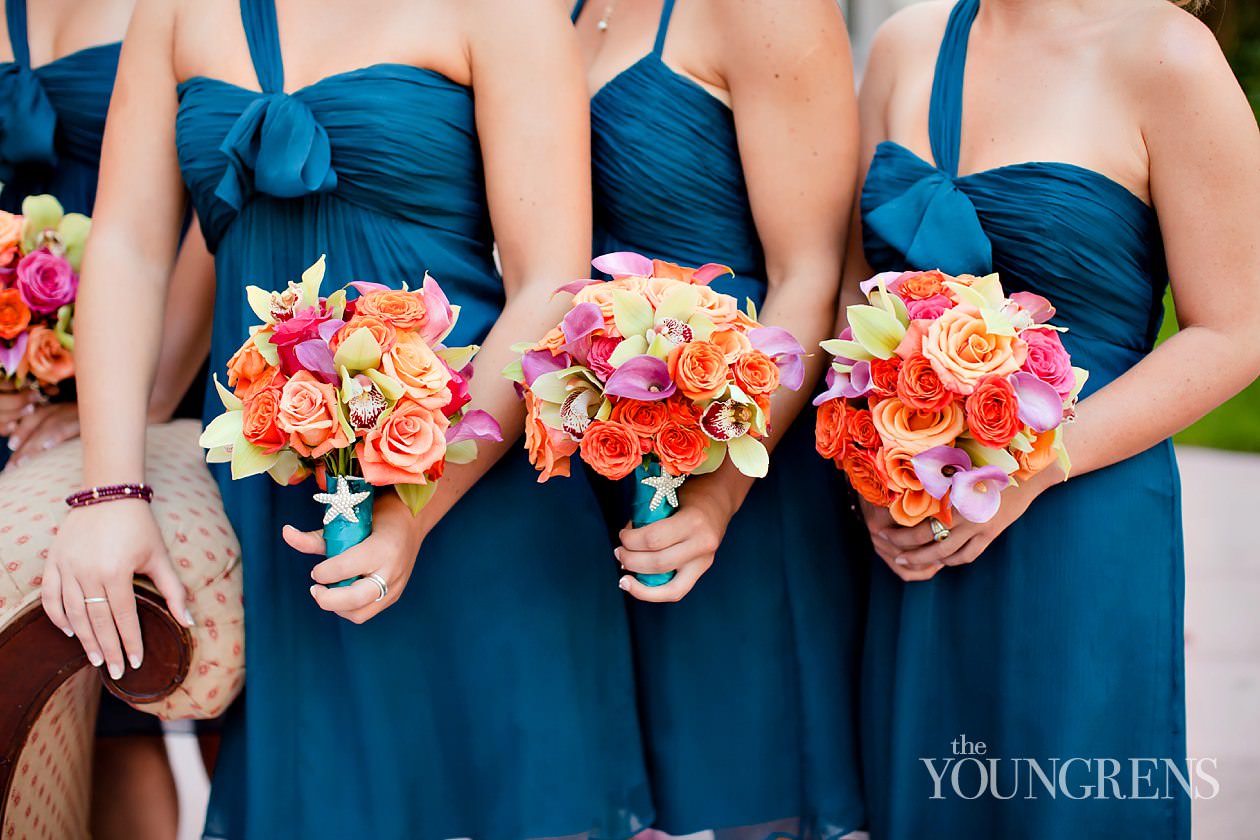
[708,0,848,45]
[459,0,574,40]
[863,1,953,86]
[1110,1,1237,99]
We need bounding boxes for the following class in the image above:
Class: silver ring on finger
[365,573,388,603]
[83,596,110,605]
[929,517,951,543]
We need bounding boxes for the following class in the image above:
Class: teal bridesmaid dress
[859,1,1188,837]
[178,2,651,838]
[572,1,867,836]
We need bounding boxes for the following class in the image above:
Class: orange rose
[870,357,902,398]
[895,269,948,300]
[611,398,671,450]
[357,398,449,485]
[922,305,1026,395]
[896,353,954,411]
[354,290,428,330]
[694,285,738,325]
[534,325,567,355]
[330,315,398,357]
[1014,428,1059,481]
[732,350,780,397]
[19,326,73,385]
[890,488,954,528]
[524,391,577,482]
[815,398,849,461]
[0,211,21,256]
[965,375,1021,448]
[0,288,31,340]
[381,332,453,408]
[226,338,279,401]
[655,421,708,476]
[870,395,965,454]
[709,327,753,363]
[276,371,350,459]
[579,420,642,480]
[846,406,882,451]
[241,386,286,453]
[842,447,895,506]
[881,445,922,492]
[665,393,704,426]
[668,341,729,401]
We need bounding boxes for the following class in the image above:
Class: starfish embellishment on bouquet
[313,477,372,526]
[641,471,685,512]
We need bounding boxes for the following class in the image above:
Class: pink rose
[905,294,953,322]
[1020,328,1075,399]
[440,363,471,417]
[15,249,77,314]
[271,306,335,376]
[587,335,621,381]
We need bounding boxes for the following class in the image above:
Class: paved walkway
[166,446,1260,840]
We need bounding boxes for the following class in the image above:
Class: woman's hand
[615,475,736,603]
[43,500,193,679]
[8,402,81,466]
[860,500,945,583]
[283,492,425,625]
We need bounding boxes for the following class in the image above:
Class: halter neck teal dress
[177,2,650,838]
[573,2,866,836]
[859,2,1187,837]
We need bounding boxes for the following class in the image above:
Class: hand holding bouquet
[506,251,805,585]
[816,270,1087,528]
[0,196,89,394]
[201,256,501,575]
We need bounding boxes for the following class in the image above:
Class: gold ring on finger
[929,517,951,543]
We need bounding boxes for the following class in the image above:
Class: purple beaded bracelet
[65,483,155,509]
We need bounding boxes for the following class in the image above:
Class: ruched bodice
[862,0,1168,390]
[0,0,119,213]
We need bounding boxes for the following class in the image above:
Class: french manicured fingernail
[64,627,75,637]
[108,662,124,680]
[894,557,908,567]
[21,403,35,417]
[41,440,54,450]
[129,654,143,670]
[7,437,18,451]
[618,576,632,591]
[183,608,195,626]
[309,585,319,598]
[88,652,104,668]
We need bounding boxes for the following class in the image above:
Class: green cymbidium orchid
[20,195,91,272]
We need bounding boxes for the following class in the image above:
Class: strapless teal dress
[178,2,651,838]
[859,2,1187,837]
[572,1,867,836]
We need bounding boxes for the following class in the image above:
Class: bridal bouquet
[505,252,805,585]
[201,256,501,567]
[815,270,1087,527]
[0,196,89,394]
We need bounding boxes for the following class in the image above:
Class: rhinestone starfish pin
[312,476,372,526]
[641,471,685,512]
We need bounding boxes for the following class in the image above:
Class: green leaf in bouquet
[54,305,74,351]
[267,450,304,486]
[1053,427,1072,480]
[608,334,648,367]
[727,434,769,478]
[692,439,727,476]
[745,297,759,322]
[199,410,244,449]
[396,482,438,516]
[230,438,280,480]
[332,390,355,441]
[502,358,525,383]
[325,288,348,320]
[299,255,326,307]
[847,304,906,360]
[958,437,1020,474]
[252,329,280,365]
[246,286,275,324]
[820,337,875,362]
[57,213,91,272]
[332,326,383,372]
[363,368,405,402]
[612,289,653,338]
[212,374,244,411]
[444,439,477,465]
[1069,367,1090,403]
[20,194,63,253]
[436,343,479,372]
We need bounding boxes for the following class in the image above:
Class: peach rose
[846,406,882,451]
[276,370,350,459]
[226,338,280,401]
[922,305,1026,395]
[611,398,671,450]
[0,211,21,255]
[330,315,398,357]
[354,290,428,330]
[357,398,449,485]
[693,285,738,325]
[870,395,965,454]
[579,420,642,480]
[896,353,954,412]
[241,386,286,453]
[709,327,753,363]
[815,398,849,462]
[668,341,730,401]
[842,447,895,507]
[1014,428,1059,481]
[534,325,567,355]
[869,357,902,398]
[890,488,953,528]
[964,375,1021,448]
[382,332,453,409]
[0,288,31,341]
[881,445,923,493]
[19,326,74,385]
[574,278,642,334]
[644,275,690,308]
[894,269,948,300]
[732,350,780,397]
[524,391,577,482]
[655,421,708,476]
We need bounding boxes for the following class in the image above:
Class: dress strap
[652,0,677,56]
[5,0,31,68]
[240,0,284,93]
[570,0,588,24]
[928,0,980,177]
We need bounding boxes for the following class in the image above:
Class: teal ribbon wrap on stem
[630,458,681,587]
[317,476,375,589]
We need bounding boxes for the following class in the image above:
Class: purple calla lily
[859,271,905,296]
[294,339,338,384]
[0,333,28,377]
[420,274,454,345]
[604,355,676,401]
[749,326,807,391]
[950,465,1011,524]
[561,302,604,364]
[348,281,392,297]
[1009,292,1056,324]
[592,251,654,278]
[1010,371,1064,433]
[911,445,973,500]
[810,361,874,406]
[692,263,734,285]
[317,318,345,344]
[554,278,603,296]
[521,348,572,387]
[446,409,503,445]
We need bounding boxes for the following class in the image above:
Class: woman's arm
[148,218,215,422]
[285,0,595,623]
[616,0,859,602]
[43,0,193,679]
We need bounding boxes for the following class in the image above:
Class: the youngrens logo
[921,735,1220,801]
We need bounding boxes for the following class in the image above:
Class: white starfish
[641,471,686,512]
[312,476,372,526]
